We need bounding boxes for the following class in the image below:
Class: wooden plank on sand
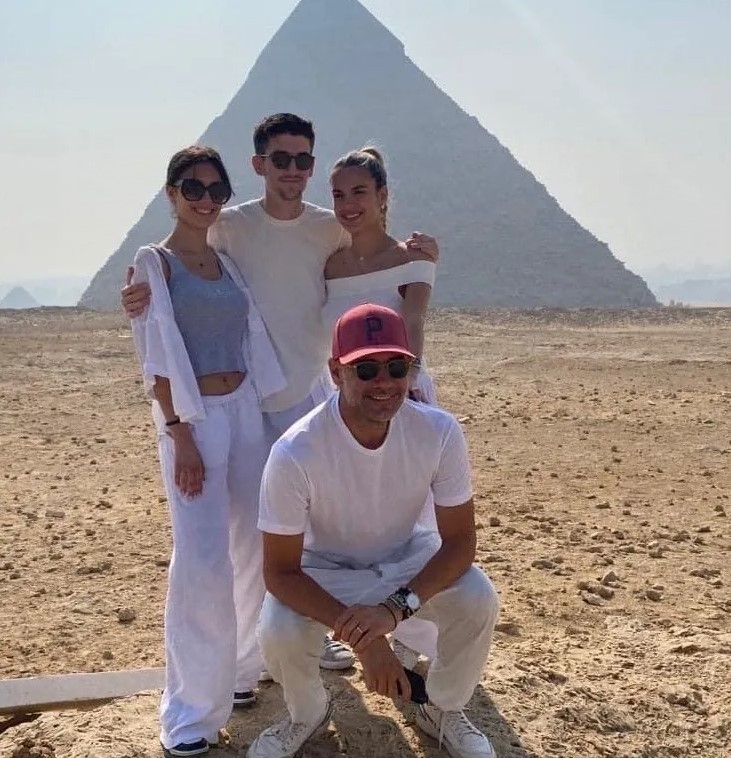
[0,668,165,715]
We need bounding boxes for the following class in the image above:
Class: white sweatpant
[257,532,500,723]
[158,378,269,749]
[412,360,437,406]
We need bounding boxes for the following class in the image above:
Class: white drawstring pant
[158,378,269,749]
[257,531,500,724]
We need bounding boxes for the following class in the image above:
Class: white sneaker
[415,703,497,758]
[246,698,333,758]
[319,634,355,670]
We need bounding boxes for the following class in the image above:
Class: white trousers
[257,532,500,723]
[412,361,437,405]
[158,378,269,749]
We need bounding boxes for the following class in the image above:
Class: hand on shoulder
[121,245,164,317]
[405,232,439,263]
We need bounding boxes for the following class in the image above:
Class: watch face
[406,592,420,611]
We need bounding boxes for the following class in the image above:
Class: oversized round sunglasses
[174,178,232,205]
[262,151,315,171]
[349,357,412,381]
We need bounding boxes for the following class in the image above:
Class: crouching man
[248,303,500,758]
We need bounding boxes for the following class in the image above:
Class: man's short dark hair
[253,113,315,155]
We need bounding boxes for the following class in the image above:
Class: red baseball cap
[332,303,416,364]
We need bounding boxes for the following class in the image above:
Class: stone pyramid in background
[0,286,40,309]
[80,0,656,309]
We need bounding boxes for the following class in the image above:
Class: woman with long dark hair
[130,145,285,757]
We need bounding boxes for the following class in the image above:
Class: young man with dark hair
[210,112,346,436]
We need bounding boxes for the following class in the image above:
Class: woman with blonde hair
[324,146,437,404]
[323,146,440,665]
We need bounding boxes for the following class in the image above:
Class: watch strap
[387,588,415,619]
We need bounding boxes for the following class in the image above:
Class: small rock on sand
[117,607,136,623]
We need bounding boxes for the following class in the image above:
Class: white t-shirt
[209,200,347,413]
[258,394,473,566]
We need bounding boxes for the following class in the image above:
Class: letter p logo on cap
[331,303,415,365]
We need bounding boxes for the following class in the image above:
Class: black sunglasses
[175,178,232,205]
[262,151,315,171]
[350,357,412,381]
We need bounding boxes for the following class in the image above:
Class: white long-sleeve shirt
[130,244,286,432]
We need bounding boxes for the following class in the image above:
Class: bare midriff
[197,371,247,396]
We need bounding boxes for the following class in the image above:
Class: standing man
[249,304,500,758]
[209,113,344,438]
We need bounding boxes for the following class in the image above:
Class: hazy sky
[1,0,729,282]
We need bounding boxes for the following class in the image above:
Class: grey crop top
[158,248,249,378]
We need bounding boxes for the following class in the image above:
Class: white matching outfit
[130,246,286,749]
[257,395,500,723]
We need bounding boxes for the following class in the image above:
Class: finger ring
[356,625,364,633]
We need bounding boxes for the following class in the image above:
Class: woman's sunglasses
[175,178,232,205]
[350,357,412,381]
[262,151,315,171]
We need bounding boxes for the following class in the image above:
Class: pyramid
[0,286,40,309]
[80,0,656,309]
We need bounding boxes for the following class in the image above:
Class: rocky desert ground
[0,306,729,758]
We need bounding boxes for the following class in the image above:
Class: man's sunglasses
[261,151,315,171]
[349,357,412,381]
[175,178,232,205]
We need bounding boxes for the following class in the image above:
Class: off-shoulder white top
[322,259,436,331]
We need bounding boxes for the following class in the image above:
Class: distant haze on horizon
[1,0,729,283]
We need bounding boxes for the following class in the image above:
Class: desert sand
[0,306,729,758]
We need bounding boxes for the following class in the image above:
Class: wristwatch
[387,587,421,620]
